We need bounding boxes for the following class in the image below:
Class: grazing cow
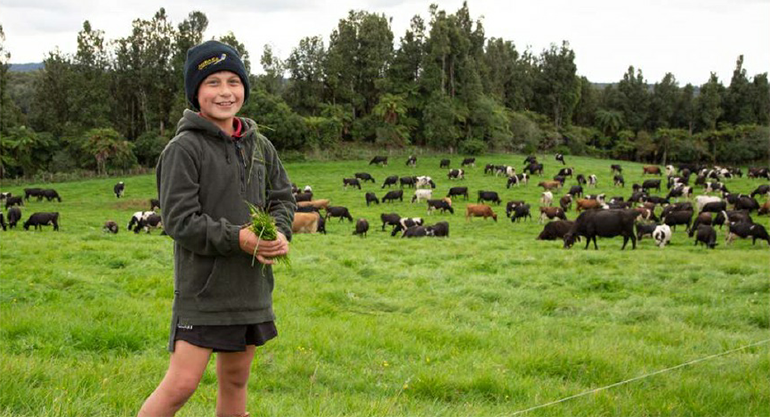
[660,202,693,219]
[303,185,313,193]
[747,167,770,179]
[427,199,454,215]
[355,172,376,183]
[662,209,693,232]
[447,169,465,180]
[759,201,770,215]
[538,180,562,191]
[0,212,5,231]
[484,164,496,175]
[714,210,753,229]
[507,173,529,188]
[652,225,673,248]
[292,212,321,234]
[103,220,119,234]
[560,195,573,211]
[5,196,23,209]
[635,222,658,240]
[614,175,625,187]
[466,204,498,222]
[380,213,402,231]
[722,192,744,206]
[38,189,62,202]
[402,225,427,238]
[540,191,553,207]
[391,217,424,237]
[734,196,760,212]
[426,221,449,237]
[24,188,43,201]
[642,166,662,175]
[568,185,583,197]
[440,159,450,168]
[695,195,721,212]
[296,205,320,213]
[666,185,692,200]
[400,176,417,188]
[726,222,770,246]
[642,180,661,192]
[576,198,604,212]
[415,176,436,189]
[297,199,331,210]
[382,175,398,188]
[317,216,327,235]
[694,225,718,249]
[7,207,21,228]
[369,156,388,166]
[704,182,727,194]
[700,201,727,214]
[134,213,163,234]
[611,164,622,174]
[505,200,526,218]
[447,187,469,200]
[524,163,544,175]
[557,167,574,178]
[511,204,531,223]
[633,207,655,221]
[563,209,639,250]
[555,153,565,165]
[537,220,575,240]
[365,192,380,206]
[150,198,161,211]
[23,212,60,231]
[524,155,538,164]
[461,157,476,167]
[127,211,154,232]
[353,219,369,237]
[0,192,10,200]
[477,191,502,205]
[343,178,362,190]
[751,185,770,199]
[382,190,404,203]
[406,155,417,167]
[114,182,125,198]
[326,206,354,222]
[665,165,676,176]
[294,192,313,202]
[689,212,713,237]
[411,189,433,203]
[576,174,586,185]
[644,196,669,206]
[539,207,567,223]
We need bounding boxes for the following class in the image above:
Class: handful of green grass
[246,202,290,267]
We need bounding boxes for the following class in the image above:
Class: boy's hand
[239,228,289,265]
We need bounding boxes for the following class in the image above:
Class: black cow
[355,172,376,183]
[382,175,398,188]
[365,192,380,206]
[662,210,693,232]
[635,222,658,240]
[447,187,469,200]
[7,207,21,228]
[523,163,544,175]
[440,159,450,168]
[611,164,622,174]
[382,190,404,203]
[523,155,537,164]
[399,176,417,188]
[537,220,574,240]
[660,202,693,219]
[751,185,770,199]
[477,191,501,205]
[642,180,661,192]
[629,191,648,203]
[23,212,59,231]
[5,196,23,209]
[688,212,713,237]
[294,192,313,202]
[694,225,718,249]
[103,220,119,234]
[714,210,752,229]
[555,153,565,165]
[726,222,770,246]
[505,200,525,218]
[614,175,625,187]
[427,199,454,214]
[150,198,161,211]
[114,182,125,198]
[563,209,639,250]
[0,212,5,231]
[484,164,495,175]
[24,188,43,201]
[369,156,388,166]
[296,205,320,213]
[568,185,583,197]
[353,219,369,238]
[380,213,401,231]
[734,196,760,212]
[0,192,10,200]
[700,201,727,214]
[391,217,424,237]
[343,178,362,189]
[325,206,353,222]
[40,189,62,202]
[560,195,573,211]
[576,174,586,185]
[461,157,476,167]
[644,196,669,205]
[511,204,531,223]
[317,216,327,235]
[426,221,449,237]
[402,225,427,238]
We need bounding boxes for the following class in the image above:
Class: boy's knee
[219,367,250,389]
[164,375,201,404]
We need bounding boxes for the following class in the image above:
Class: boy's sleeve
[157,143,241,256]
[262,139,296,241]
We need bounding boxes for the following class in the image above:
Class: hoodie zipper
[233,140,247,194]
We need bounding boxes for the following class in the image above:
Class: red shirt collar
[231,117,243,139]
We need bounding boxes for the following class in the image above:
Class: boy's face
[197,71,244,122]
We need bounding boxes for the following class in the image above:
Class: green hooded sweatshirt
[157,110,295,350]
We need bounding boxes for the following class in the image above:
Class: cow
[507,173,529,188]
[505,200,526,218]
[704,182,727,194]
[292,212,321,234]
[662,209,693,232]
[294,192,313,202]
[447,187,469,200]
[576,174,586,185]
[353,219,369,237]
[537,220,575,240]
[0,212,5,231]
[391,217,424,237]
[406,155,417,167]
[365,192,380,206]
[103,220,119,234]
[484,164,496,175]
[297,199,331,210]
[614,175,625,187]
[651,225,673,248]
[700,201,727,214]
[127,211,154,232]
[747,167,770,179]
[150,198,161,211]
[448,169,465,180]
[461,157,476,167]
[568,185,583,197]
[665,165,676,176]
[642,166,662,175]
[726,222,770,246]
[611,164,622,174]
[466,204,497,222]
[5,196,23,209]
[644,196,669,206]
[426,221,449,237]
[380,213,401,231]
[576,198,604,212]
[382,175,398,188]
[303,185,313,193]
[563,209,639,250]
[325,206,354,222]
[7,207,21,228]
[540,191,553,207]
[635,222,658,240]
[714,210,753,229]
[382,190,404,203]
[688,212,713,237]
[355,172,376,183]
[23,212,60,231]
[667,186,692,200]
[734,196,760,212]
[38,189,61,202]
[555,153,565,165]
[343,178,362,190]
[751,185,770,199]
[539,207,567,223]
[477,191,501,205]
[642,180,661,192]
[440,159,450,168]
[524,162,544,175]
[694,225,718,249]
[369,156,388,166]
[24,188,43,201]
[400,176,417,188]
[538,180,562,191]
[402,225,427,238]
[557,167,574,178]
[415,176,436,189]
[660,202,693,219]
[411,189,433,203]
[523,155,538,164]
[0,192,10,200]
[296,205,321,213]
[695,195,721,212]
[316,216,327,235]
[560,195,573,211]
[134,213,163,234]
[633,207,656,221]
[427,199,454,215]
[114,182,125,198]
[759,201,770,215]
[511,204,531,223]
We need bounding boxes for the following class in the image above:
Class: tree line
[1,3,768,179]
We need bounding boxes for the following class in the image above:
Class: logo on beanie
[198,53,227,71]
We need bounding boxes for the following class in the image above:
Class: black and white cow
[415,176,436,189]
[391,217,424,237]
[557,167,574,178]
[614,175,625,187]
[726,222,770,246]
[447,169,465,180]
[555,153,565,165]
[406,155,417,167]
[134,213,163,234]
[114,182,125,198]
[427,199,454,215]
[461,157,476,167]
[128,211,155,232]
[23,212,60,231]
[150,198,161,211]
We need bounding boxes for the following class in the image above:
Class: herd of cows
[290,154,770,250]
[2,154,770,251]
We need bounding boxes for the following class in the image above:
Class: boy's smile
[197,70,244,134]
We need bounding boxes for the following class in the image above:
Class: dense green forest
[1,3,768,179]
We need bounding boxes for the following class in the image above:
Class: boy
[138,40,295,417]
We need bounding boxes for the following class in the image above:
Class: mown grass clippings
[246,201,290,267]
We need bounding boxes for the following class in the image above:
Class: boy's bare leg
[215,345,256,417]
[138,340,213,417]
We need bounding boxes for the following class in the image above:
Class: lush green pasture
[1,154,768,417]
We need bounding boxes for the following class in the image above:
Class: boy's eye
[229,79,241,85]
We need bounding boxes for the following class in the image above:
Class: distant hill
[9,63,44,72]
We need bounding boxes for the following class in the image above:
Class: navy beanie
[184,40,250,110]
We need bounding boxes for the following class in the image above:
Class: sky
[2,0,769,85]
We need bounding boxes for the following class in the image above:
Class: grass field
[1,153,768,417]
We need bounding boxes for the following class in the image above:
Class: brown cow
[560,194,573,211]
[642,165,661,175]
[292,212,321,234]
[576,198,603,212]
[633,207,654,221]
[297,199,330,210]
[465,204,498,222]
[538,180,562,191]
[539,206,567,223]
[759,201,770,215]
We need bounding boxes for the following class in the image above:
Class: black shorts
[174,322,277,352]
